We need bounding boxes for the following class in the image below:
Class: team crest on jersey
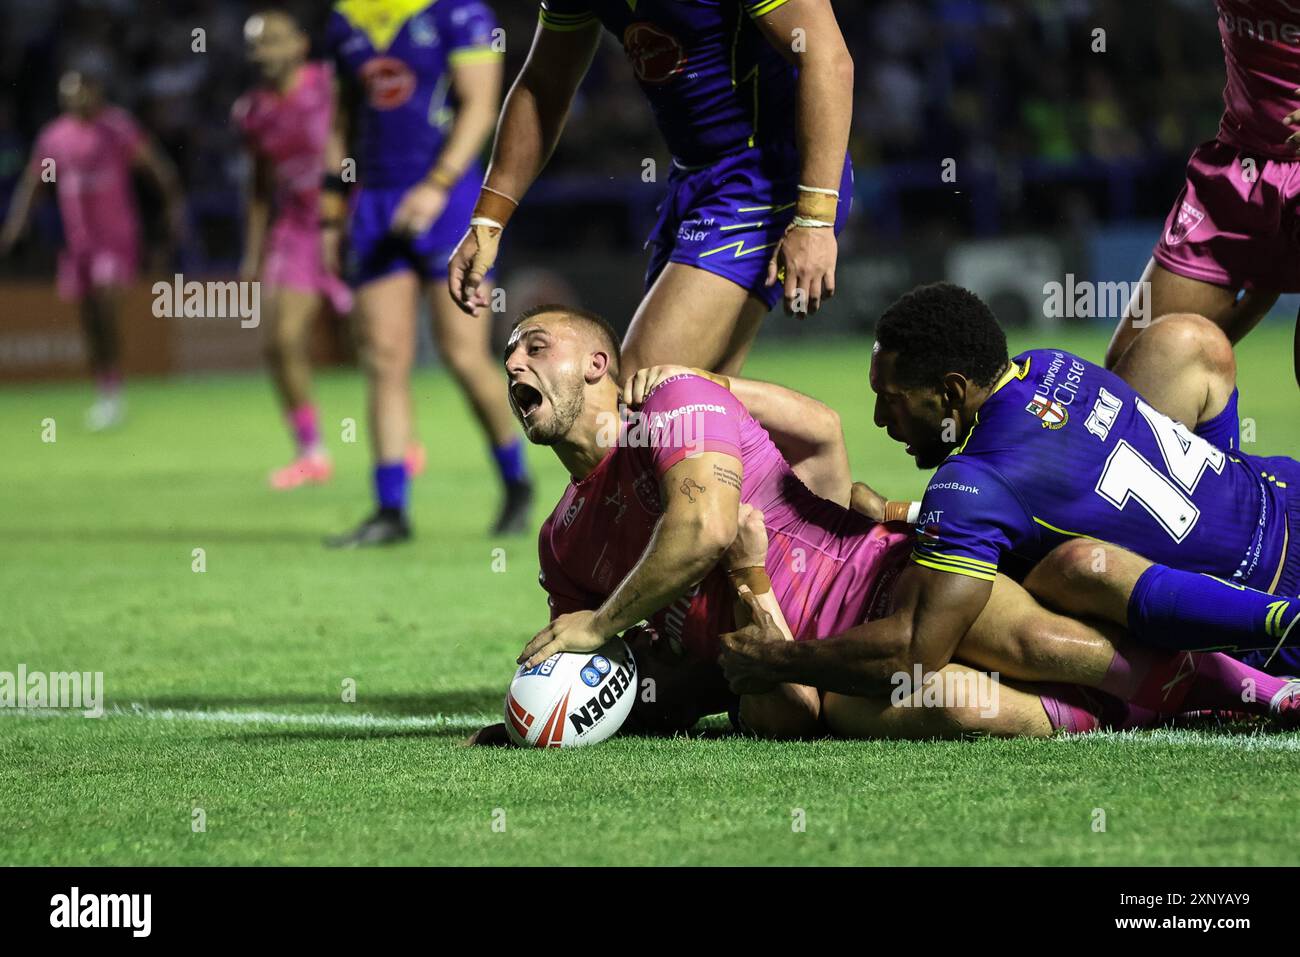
[623,22,687,84]
[1166,201,1205,247]
[359,57,416,109]
[632,469,662,515]
[409,16,437,46]
[1025,396,1069,429]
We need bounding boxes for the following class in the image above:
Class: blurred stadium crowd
[0,0,1222,272]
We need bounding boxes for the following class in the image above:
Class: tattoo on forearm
[606,587,642,624]
[712,464,741,492]
[679,477,706,503]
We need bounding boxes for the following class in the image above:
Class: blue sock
[1128,563,1298,654]
[1194,387,1239,450]
[373,462,408,512]
[491,438,529,485]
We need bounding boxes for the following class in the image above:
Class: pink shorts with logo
[1154,138,1300,293]
[57,244,138,301]
[263,220,353,315]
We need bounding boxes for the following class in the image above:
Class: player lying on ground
[702,284,1300,717]
[447,0,855,379]
[0,69,184,431]
[467,304,1300,744]
[234,9,353,489]
[1107,1,1300,386]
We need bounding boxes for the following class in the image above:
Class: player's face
[870,347,952,470]
[244,13,306,84]
[58,73,101,117]
[503,320,587,445]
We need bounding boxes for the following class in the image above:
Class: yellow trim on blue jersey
[1031,516,1106,543]
[913,549,998,574]
[911,552,997,583]
[336,0,435,53]
[948,358,1030,458]
[448,46,502,65]
[749,0,793,17]
[538,7,598,31]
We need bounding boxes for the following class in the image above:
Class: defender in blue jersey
[705,286,1300,722]
[446,0,855,379]
[321,0,533,547]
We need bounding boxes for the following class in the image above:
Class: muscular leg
[80,288,122,379]
[263,286,321,412]
[1111,312,1237,430]
[1106,260,1276,369]
[822,665,1054,740]
[428,280,516,447]
[355,271,419,464]
[621,263,769,378]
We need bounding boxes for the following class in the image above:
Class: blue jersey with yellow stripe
[912,349,1293,593]
[327,0,501,188]
[539,0,798,166]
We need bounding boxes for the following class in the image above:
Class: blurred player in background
[323,0,529,547]
[0,70,183,430]
[448,0,855,379]
[1109,0,1300,388]
[234,8,354,489]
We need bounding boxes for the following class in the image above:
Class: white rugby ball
[504,638,638,748]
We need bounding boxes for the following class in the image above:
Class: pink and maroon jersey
[1216,1,1300,157]
[231,61,335,230]
[537,375,910,660]
[31,106,144,253]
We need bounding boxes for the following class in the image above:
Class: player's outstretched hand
[447,224,500,316]
[622,364,693,408]
[518,609,606,669]
[766,224,837,318]
[718,588,784,695]
[725,504,768,571]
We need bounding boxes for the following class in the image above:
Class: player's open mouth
[511,381,544,419]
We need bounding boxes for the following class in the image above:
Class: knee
[1148,312,1237,387]
[360,335,409,381]
[1024,538,1106,606]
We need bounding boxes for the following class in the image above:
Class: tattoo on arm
[712,464,741,492]
[679,477,706,503]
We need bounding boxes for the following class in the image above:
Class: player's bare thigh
[1106,259,1277,369]
[955,571,1122,687]
[621,262,769,377]
[822,664,1053,739]
[1111,312,1238,429]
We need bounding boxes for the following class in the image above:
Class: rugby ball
[504,638,638,748]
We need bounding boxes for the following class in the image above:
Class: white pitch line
[1,704,495,732]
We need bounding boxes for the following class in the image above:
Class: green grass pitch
[2,323,1298,866]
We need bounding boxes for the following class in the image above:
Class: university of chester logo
[623,22,687,84]
[1026,396,1069,429]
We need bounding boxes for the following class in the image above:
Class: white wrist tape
[469,216,504,229]
[791,215,834,228]
[797,184,840,197]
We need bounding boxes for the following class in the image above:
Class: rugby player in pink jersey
[466,304,1300,743]
[1109,1,1300,394]
[234,9,354,489]
[0,70,183,430]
